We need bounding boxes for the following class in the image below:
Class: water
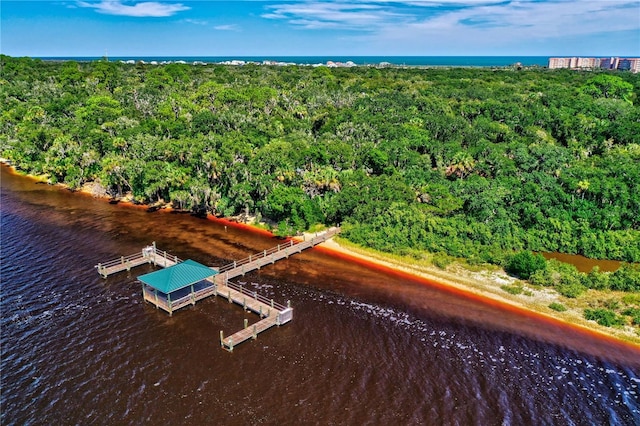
[2,165,639,425]
[542,252,622,273]
[38,56,550,67]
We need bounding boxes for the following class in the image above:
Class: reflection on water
[1,165,639,425]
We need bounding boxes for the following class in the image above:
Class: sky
[1,0,639,57]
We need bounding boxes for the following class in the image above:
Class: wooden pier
[214,227,340,284]
[95,227,339,350]
[215,279,293,352]
[95,242,180,278]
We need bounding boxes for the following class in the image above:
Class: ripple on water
[2,168,639,425]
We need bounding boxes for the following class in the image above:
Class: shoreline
[313,238,640,349]
[3,163,639,349]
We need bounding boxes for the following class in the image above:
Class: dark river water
[2,164,639,425]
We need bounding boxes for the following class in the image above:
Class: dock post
[126,260,131,271]
[249,255,252,262]
[252,325,257,340]
[259,306,262,317]
[243,298,246,310]
[244,318,248,329]
[287,300,291,308]
[228,290,232,303]
[264,250,267,257]
[229,338,234,352]
[254,291,257,300]
[277,244,280,252]
[220,331,224,347]
[271,299,274,309]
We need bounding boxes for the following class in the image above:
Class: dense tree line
[2,55,639,267]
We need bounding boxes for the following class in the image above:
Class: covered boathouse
[139,259,218,315]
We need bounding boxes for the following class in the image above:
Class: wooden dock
[215,280,293,352]
[95,227,340,351]
[214,227,340,284]
[96,243,180,278]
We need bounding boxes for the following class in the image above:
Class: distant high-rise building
[576,57,599,68]
[619,58,640,73]
[549,57,572,69]
[549,56,637,72]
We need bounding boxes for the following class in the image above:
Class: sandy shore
[308,234,640,347]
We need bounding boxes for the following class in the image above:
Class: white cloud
[378,1,640,41]
[262,0,640,53]
[214,24,240,31]
[263,2,412,30]
[77,0,190,17]
[184,18,209,25]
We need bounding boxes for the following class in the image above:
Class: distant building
[548,56,638,72]
[617,58,640,72]
[548,57,572,69]
[576,57,599,68]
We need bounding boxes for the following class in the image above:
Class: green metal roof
[138,259,217,294]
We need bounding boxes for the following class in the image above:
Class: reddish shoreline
[3,163,639,357]
[312,244,640,355]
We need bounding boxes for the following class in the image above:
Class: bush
[584,308,624,327]
[549,302,567,312]
[558,282,586,298]
[506,251,546,279]
[609,263,640,292]
[622,308,640,325]
[501,285,524,295]
[432,253,453,269]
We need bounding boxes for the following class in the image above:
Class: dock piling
[98,227,341,351]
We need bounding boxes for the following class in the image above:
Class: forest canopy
[2,55,639,264]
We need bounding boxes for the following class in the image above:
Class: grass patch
[432,253,453,269]
[307,223,327,233]
[501,285,524,295]
[549,302,567,312]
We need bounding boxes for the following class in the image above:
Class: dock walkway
[214,227,340,284]
[96,243,179,278]
[96,227,340,351]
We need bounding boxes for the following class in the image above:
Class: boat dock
[95,227,339,350]
[214,227,340,284]
[95,243,180,278]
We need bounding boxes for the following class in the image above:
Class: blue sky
[2,1,639,57]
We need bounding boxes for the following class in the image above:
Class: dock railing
[97,251,147,271]
[225,280,288,312]
[217,227,340,275]
[96,244,182,277]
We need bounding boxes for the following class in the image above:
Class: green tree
[506,251,547,279]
